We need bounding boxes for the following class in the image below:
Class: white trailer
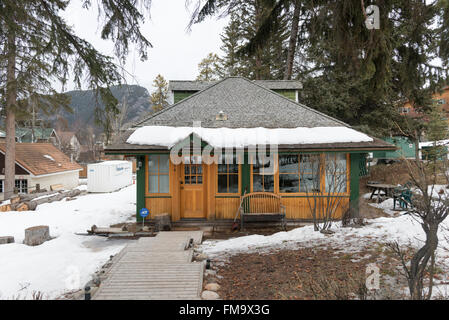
[87,161,132,193]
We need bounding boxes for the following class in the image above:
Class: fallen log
[25,189,82,210]
[19,191,59,202]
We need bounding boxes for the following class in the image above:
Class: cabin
[106,77,394,225]
[0,143,82,200]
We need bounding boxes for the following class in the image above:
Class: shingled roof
[0,143,82,176]
[168,79,303,92]
[107,77,395,153]
[138,77,344,128]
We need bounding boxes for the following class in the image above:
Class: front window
[300,155,321,192]
[252,155,275,192]
[279,155,299,193]
[0,180,3,193]
[217,154,239,193]
[148,154,169,193]
[15,179,28,193]
[324,153,347,193]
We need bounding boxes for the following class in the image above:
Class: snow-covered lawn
[199,201,449,298]
[0,185,136,299]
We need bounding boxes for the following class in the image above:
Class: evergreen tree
[219,12,244,77]
[197,53,223,81]
[0,0,152,199]
[150,74,169,112]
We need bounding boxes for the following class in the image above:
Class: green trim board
[136,155,146,222]
[349,153,360,216]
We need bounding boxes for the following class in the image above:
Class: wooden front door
[181,160,206,218]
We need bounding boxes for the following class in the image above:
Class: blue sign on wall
[140,208,149,218]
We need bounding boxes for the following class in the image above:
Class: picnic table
[366,183,399,203]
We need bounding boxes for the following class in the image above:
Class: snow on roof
[127,126,373,149]
[43,155,55,161]
[419,139,449,148]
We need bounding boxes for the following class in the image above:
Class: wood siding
[139,152,357,222]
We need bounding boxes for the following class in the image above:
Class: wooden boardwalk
[94,231,204,300]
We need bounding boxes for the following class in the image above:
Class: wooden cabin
[106,77,394,224]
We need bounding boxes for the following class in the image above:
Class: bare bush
[301,154,349,232]
[389,157,449,300]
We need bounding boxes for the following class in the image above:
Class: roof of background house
[58,131,78,145]
[138,77,342,128]
[168,79,303,92]
[107,77,395,152]
[0,143,82,176]
[15,128,57,140]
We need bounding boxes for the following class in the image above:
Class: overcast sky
[62,0,228,93]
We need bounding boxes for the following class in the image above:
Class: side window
[324,153,347,193]
[217,154,239,194]
[148,154,170,193]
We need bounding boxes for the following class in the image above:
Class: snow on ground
[0,185,136,299]
[200,200,449,278]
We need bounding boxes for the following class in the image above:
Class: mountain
[56,84,152,134]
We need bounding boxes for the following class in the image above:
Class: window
[15,179,28,193]
[217,154,239,193]
[252,155,275,192]
[184,155,203,185]
[324,153,347,193]
[279,155,299,193]
[300,155,321,192]
[148,154,169,193]
[0,180,3,193]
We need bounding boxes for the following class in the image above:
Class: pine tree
[196,53,223,81]
[219,12,243,77]
[150,74,169,112]
[217,0,289,80]
[0,0,152,199]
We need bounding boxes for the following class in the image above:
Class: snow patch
[0,185,136,299]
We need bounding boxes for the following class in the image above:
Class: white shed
[87,161,132,193]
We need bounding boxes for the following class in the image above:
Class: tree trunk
[408,223,439,299]
[284,0,300,80]
[4,31,17,200]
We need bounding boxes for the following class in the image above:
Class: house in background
[58,131,81,161]
[168,79,303,104]
[0,143,82,200]
[15,127,60,146]
[373,86,449,162]
[107,77,394,224]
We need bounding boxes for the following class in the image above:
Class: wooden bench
[239,192,286,230]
